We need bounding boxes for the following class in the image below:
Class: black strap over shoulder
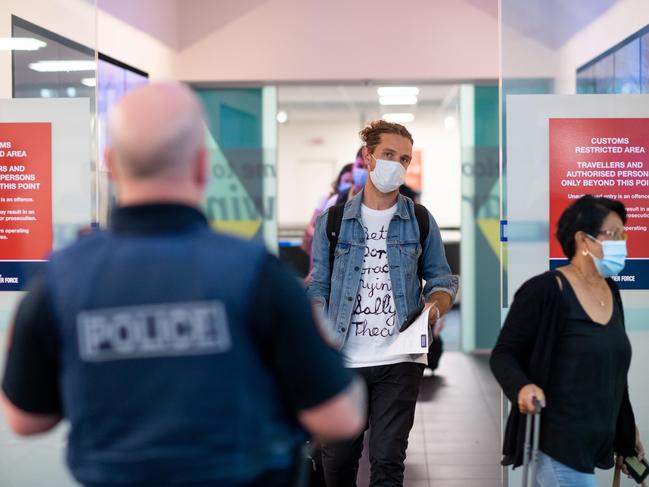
[335,187,351,206]
[327,201,430,281]
[414,203,429,281]
[327,203,345,277]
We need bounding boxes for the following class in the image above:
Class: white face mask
[369,156,406,193]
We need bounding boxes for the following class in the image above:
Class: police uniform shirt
[2,204,353,450]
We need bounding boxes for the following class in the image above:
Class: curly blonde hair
[359,120,413,153]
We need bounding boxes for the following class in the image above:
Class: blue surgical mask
[337,181,352,193]
[586,235,627,278]
[352,167,368,188]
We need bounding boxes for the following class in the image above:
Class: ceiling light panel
[383,113,415,123]
[379,95,418,106]
[377,87,419,97]
[0,38,46,51]
[29,60,96,72]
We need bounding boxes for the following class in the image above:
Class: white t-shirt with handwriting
[341,204,426,368]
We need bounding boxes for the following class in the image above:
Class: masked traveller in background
[302,163,353,260]
[324,148,367,209]
[491,195,644,487]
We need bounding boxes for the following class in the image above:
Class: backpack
[326,201,430,279]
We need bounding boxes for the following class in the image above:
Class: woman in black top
[491,195,644,486]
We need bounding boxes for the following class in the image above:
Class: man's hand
[298,376,367,441]
[0,393,61,436]
[426,291,452,337]
[517,384,546,414]
[426,303,443,338]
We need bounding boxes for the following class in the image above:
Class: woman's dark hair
[330,163,353,195]
[556,195,627,258]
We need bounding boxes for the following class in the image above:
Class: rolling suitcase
[521,398,542,487]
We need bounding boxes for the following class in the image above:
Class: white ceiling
[97,0,620,53]
[466,0,620,50]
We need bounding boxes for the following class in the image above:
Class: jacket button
[347,296,353,302]
[354,266,359,271]
[340,327,346,332]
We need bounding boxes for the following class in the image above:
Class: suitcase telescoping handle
[521,398,543,487]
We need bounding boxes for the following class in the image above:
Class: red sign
[0,123,52,260]
[550,118,649,288]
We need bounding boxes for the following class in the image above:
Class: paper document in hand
[387,306,430,355]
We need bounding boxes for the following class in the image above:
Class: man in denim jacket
[307,120,458,487]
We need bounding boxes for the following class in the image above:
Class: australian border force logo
[77,301,231,362]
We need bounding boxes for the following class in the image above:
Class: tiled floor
[2,328,647,486]
[356,351,503,487]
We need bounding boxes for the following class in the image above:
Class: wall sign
[0,123,52,290]
[550,118,649,289]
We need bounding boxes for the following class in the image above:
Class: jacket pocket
[398,242,421,284]
[399,242,420,258]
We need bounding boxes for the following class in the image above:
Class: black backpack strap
[414,203,429,281]
[335,187,350,205]
[326,203,345,278]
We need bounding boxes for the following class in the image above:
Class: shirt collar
[343,189,411,221]
[110,203,208,234]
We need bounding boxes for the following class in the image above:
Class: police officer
[0,82,365,487]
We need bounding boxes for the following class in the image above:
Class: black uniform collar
[110,203,208,234]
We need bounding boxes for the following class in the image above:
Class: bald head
[108,82,206,181]
[106,82,208,207]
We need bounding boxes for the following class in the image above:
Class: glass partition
[10,14,96,242]
[501,2,649,485]
[0,1,97,485]
[95,53,148,226]
[194,86,278,251]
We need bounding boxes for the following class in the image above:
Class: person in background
[0,82,366,487]
[302,163,353,259]
[324,148,367,210]
[308,120,458,486]
[490,195,644,487]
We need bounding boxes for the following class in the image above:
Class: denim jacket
[306,190,459,349]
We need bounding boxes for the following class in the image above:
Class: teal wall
[461,84,501,351]
[194,88,276,245]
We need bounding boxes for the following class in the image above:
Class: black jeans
[321,362,424,487]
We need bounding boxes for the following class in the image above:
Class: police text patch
[77,301,231,362]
